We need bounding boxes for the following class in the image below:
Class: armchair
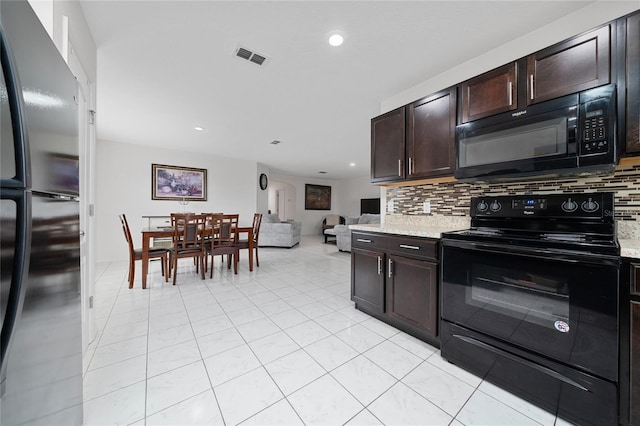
[258,214,302,248]
[322,214,345,243]
[333,213,381,252]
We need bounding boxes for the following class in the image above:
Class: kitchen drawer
[631,262,640,296]
[351,232,387,251]
[386,235,438,260]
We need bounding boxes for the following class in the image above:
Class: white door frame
[68,42,97,351]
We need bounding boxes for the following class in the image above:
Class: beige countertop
[620,239,640,259]
[350,223,640,259]
[349,223,468,239]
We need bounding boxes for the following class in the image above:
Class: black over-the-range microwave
[455,84,617,181]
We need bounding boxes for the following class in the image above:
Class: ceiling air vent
[236,47,252,61]
[250,53,266,65]
[235,46,268,66]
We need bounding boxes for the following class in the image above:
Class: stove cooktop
[442,192,620,256]
[443,227,620,256]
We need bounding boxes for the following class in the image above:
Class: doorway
[268,181,296,221]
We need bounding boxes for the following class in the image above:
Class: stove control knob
[581,198,600,213]
[561,198,578,212]
[477,200,488,212]
[490,200,502,212]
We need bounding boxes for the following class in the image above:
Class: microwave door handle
[508,81,513,106]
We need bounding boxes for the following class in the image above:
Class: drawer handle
[357,239,372,243]
[399,244,420,250]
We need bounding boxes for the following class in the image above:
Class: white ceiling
[80,0,595,180]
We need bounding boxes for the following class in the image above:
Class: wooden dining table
[140,225,254,289]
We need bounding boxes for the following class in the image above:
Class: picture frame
[152,163,207,201]
[305,184,331,210]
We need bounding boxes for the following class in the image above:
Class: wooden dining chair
[119,214,169,289]
[203,214,239,277]
[237,213,262,267]
[169,213,206,284]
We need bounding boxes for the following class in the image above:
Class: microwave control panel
[580,97,609,155]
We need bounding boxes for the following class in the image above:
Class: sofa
[258,214,302,248]
[332,213,381,252]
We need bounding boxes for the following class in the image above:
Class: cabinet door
[406,89,456,179]
[351,248,385,314]
[386,255,438,337]
[460,63,517,123]
[632,300,640,424]
[371,107,405,183]
[626,12,640,155]
[527,25,610,105]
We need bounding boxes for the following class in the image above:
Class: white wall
[336,175,382,217]
[256,163,270,215]
[270,174,382,236]
[268,180,296,221]
[269,175,336,235]
[29,0,97,81]
[381,1,640,113]
[96,139,259,262]
[53,0,97,79]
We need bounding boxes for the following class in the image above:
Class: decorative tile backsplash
[385,163,640,238]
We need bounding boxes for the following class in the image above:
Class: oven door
[441,239,619,381]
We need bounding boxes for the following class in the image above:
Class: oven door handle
[441,239,620,266]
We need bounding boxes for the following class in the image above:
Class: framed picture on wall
[305,184,331,210]
[152,163,207,201]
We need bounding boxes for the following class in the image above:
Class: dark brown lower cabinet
[622,259,640,426]
[631,300,640,424]
[351,231,439,346]
[386,255,438,337]
[351,248,385,315]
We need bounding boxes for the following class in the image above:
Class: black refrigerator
[1,1,83,425]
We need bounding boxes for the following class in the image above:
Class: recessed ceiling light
[349,162,356,167]
[270,140,281,145]
[328,33,344,47]
[194,126,204,131]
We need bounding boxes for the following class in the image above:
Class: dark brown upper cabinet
[406,88,456,178]
[459,25,611,124]
[527,25,610,105]
[624,11,640,155]
[371,107,406,183]
[460,63,517,123]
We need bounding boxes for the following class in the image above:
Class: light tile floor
[83,237,574,426]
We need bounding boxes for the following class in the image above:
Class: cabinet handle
[529,74,534,100]
[408,157,412,175]
[388,258,393,278]
[398,159,402,177]
[399,244,420,250]
[357,238,372,243]
[377,256,382,275]
[507,81,513,106]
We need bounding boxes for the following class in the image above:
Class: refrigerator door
[1,192,82,425]
[0,189,31,394]
[1,0,78,195]
[0,16,29,188]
